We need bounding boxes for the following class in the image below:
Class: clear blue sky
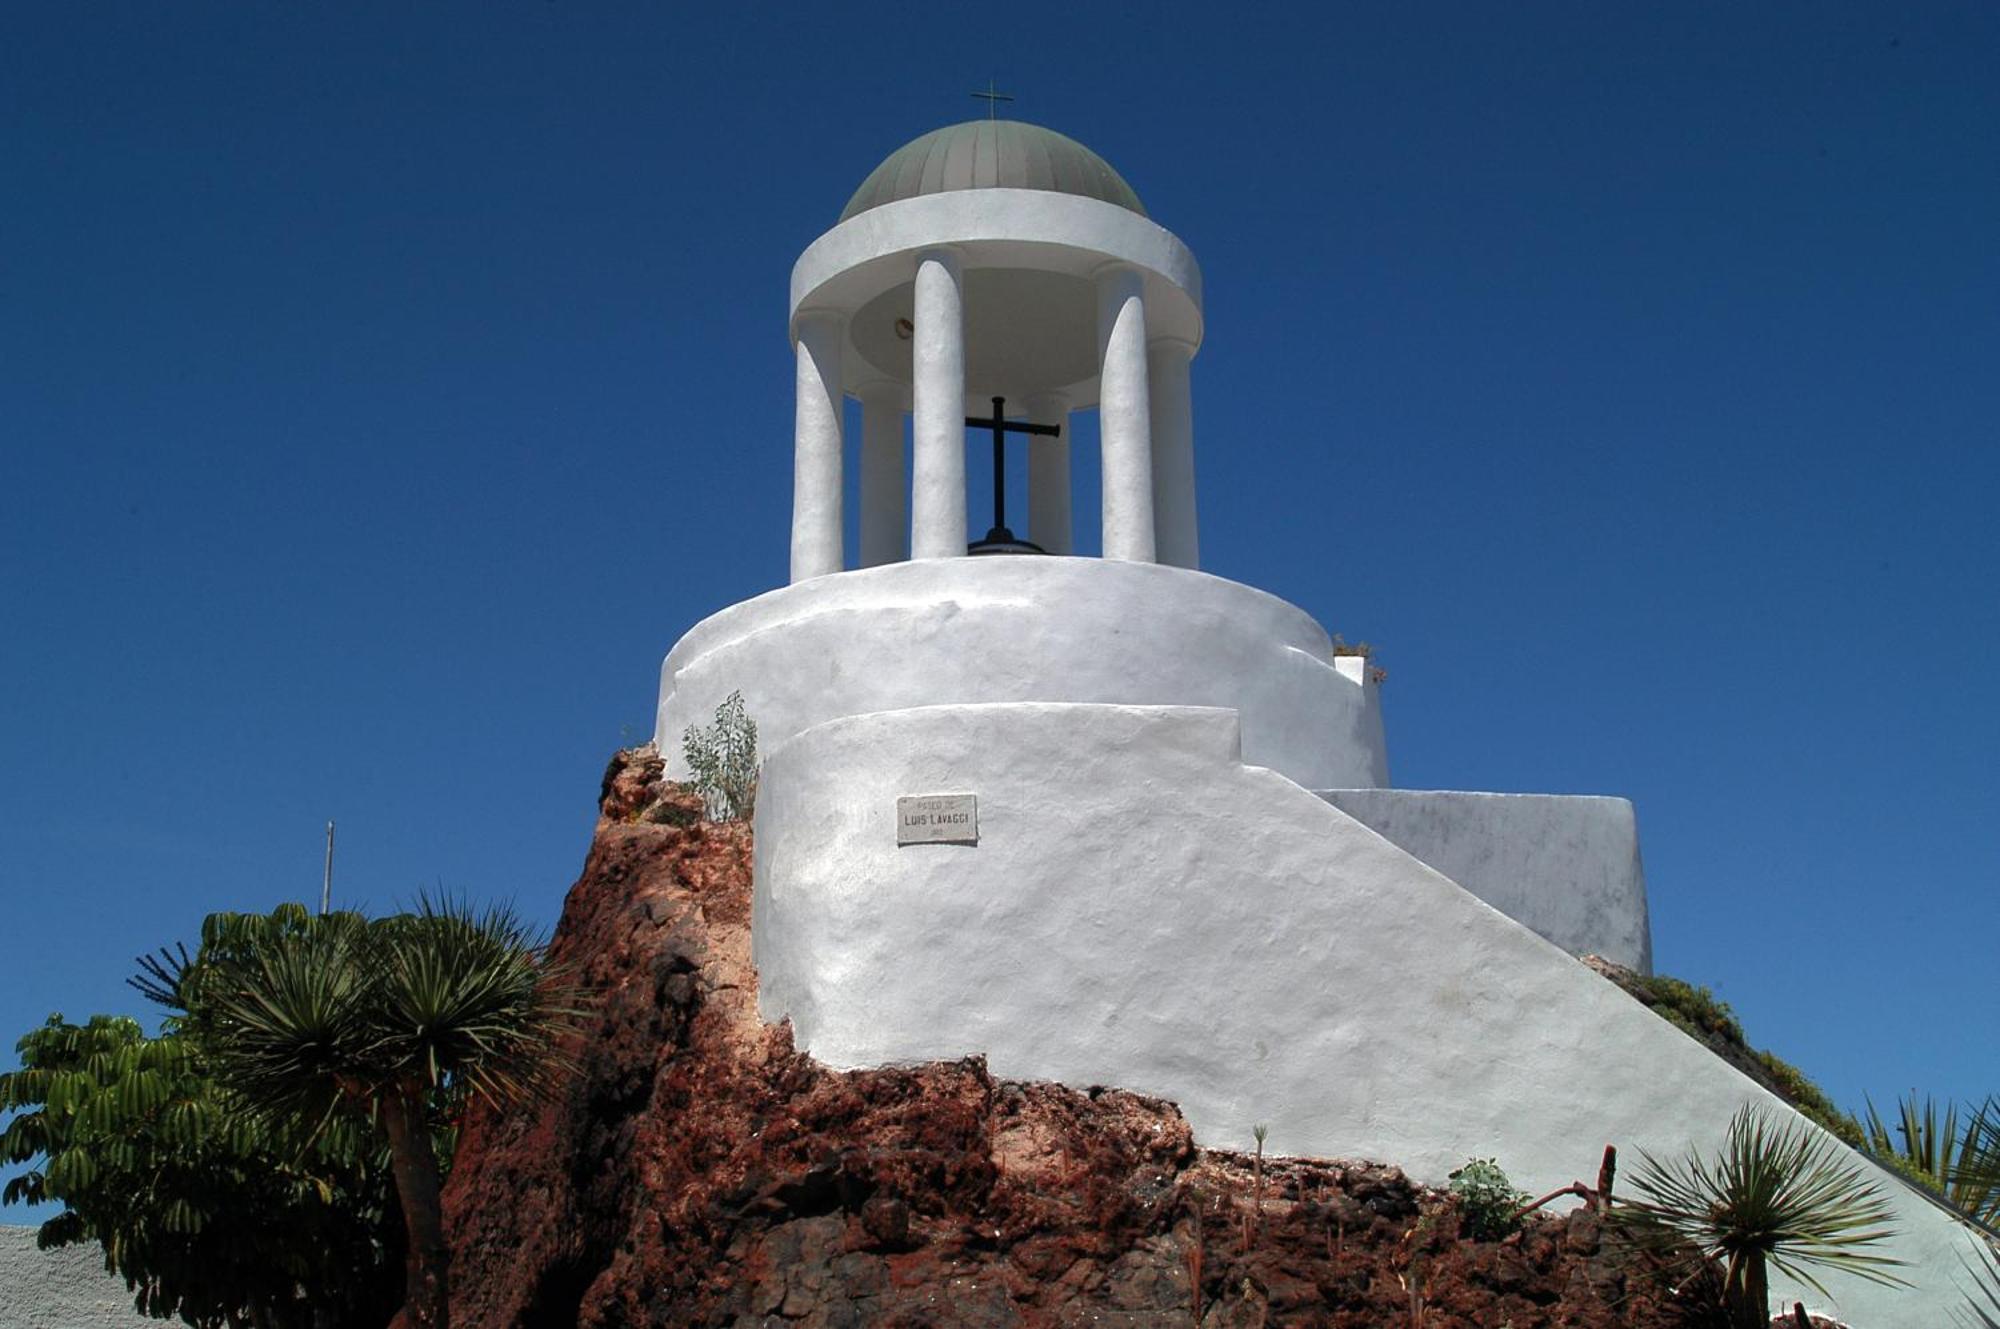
[5,1,1996,1215]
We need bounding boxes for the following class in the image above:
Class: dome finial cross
[971,79,1014,120]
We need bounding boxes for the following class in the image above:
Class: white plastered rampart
[753,701,1993,1324]
[1318,789,1653,974]
[656,559,1389,791]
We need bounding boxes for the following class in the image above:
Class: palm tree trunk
[1726,1252,1771,1329]
[380,1087,449,1329]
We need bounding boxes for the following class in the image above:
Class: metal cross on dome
[970,80,1014,120]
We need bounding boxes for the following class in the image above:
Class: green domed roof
[840,120,1148,223]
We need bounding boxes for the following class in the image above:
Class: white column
[1095,266,1155,563]
[1147,337,1198,569]
[1024,390,1072,555]
[910,248,966,560]
[857,382,905,567]
[789,309,845,583]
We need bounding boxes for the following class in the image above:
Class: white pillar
[789,309,845,583]
[1147,337,1198,569]
[1095,266,1156,563]
[910,248,967,560]
[857,382,905,567]
[1024,390,1072,555]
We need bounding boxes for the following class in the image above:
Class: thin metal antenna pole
[321,821,335,914]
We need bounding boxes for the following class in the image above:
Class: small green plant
[682,690,758,821]
[1252,1123,1268,1220]
[1448,1158,1528,1240]
[1615,1105,1907,1329]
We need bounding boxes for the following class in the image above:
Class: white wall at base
[754,702,1989,1324]
[0,1226,156,1326]
[656,558,1388,790]
[1318,789,1652,974]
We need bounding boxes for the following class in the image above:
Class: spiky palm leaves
[1965,1247,2000,1329]
[1865,1093,2000,1228]
[135,900,585,1329]
[142,902,580,1123]
[1616,1105,1906,1328]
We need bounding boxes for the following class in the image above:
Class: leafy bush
[1615,1105,1906,1328]
[131,899,585,1329]
[1448,1157,1528,1240]
[682,690,759,821]
[1,1013,403,1328]
[1643,974,1746,1044]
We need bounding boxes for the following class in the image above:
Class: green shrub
[1448,1158,1528,1240]
[682,691,758,822]
[1643,974,1746,1044]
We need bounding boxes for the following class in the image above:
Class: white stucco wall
[753,702,1989,1323]
[656,558,1388,791]
[1318,789,1652,974]
[0,1228,150,1328]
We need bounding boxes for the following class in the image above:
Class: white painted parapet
[1318,789,1652,973]
[754,701,1990,1325]
[655,558,1388,791]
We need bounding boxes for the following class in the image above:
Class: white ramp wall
[1318,789,1653,973]
[755,702,1988,1323]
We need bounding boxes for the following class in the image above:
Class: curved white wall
[1319,789,1653,973]
[754,702,1989,1324]
[655,559,1389,791]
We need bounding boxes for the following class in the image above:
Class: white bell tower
[783,118,1203,578]
[640,119,1992,1324]
[656,120,1392,795]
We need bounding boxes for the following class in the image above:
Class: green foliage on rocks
[1,1012,402,1328]
[1447,1157,1527,1241]
[682,690,759,822]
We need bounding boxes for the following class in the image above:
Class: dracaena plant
[1614,1104,1907,1328]
[134,898,587,1329]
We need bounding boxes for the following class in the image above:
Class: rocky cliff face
[441,748,1695,1328]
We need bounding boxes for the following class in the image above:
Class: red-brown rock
[442,747,1700,1328]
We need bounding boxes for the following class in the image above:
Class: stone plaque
[896,793,978,845]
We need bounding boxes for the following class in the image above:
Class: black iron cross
[970,80,1014,120]
[965,396,1059,554]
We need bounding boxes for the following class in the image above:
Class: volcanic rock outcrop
[440,747,1700,1328]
